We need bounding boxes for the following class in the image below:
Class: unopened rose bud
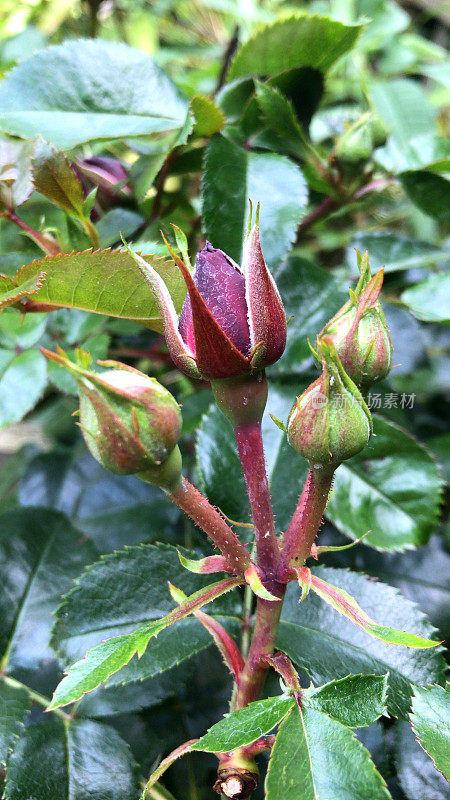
[319,250,392,390]
[75,155,131,218]
[287,338,372,470]
[335,114,373,164]
[41,348,182,489]
[125,204,287,381]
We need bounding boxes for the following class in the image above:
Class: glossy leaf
[265,704,390,800]
[49,575,241,709]
[202,134,307,268]
[0,39,189,148]
[347,232,450,273]
[0,349,47,428]
[308,572,439,649]
[0,681,31,767]
[229,14,362,80]
[16,248,186,332]
[0,508,97,672]
[400,171,450,223]
[276,567,446,717]
[32,141,85,217]
[192,694,294,752]
[0,136,34,210]
[304,674,388,728]
[395,720,449,800]
[328,416,443,550]
[410,684,450,779]
[3,717,139,800]
[401,273,450,323]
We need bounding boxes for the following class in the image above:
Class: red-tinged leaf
[15,248,187,333]
[178,550,234,574]
[309,573,440,649]
[263,652,301,694]
[244,562,281,601]
[0,271,47,310]
[48,576,242,709]
[141,739,197,798]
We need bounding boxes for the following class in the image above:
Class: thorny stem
[0,673,72,722]
[234,420,282,588]
[233,597,284,710]
[168,476,250,574]
[280,468,334,577]
[1,210,60,255]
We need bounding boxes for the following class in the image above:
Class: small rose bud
[41,347,182,488]
[335,113,374,164]
[319,250,392,390]
[287,338,372,470]
[125,204,287,381]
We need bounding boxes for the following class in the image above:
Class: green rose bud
[41,347,182,489]
[287,338,372,470]
[335,113,374,164]
[319,250,393,390]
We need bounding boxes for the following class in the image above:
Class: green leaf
[328,416,443,551]
[370,79,435,148]
[0,39,189,148]
[49,573,240,709]
[375,133,450,174]
[265,704,390,800]
[395,719,449,800]
[228,14,362,81]
[192,694,294,752]
[304,674,388,728]
[202,134,308,268]
[3,717,139,800]
[255,82,308,156]
[0,349,47,428]
[0,508,97,673]
[400,171,450,223]
[276,566,446,717]
[347,232,450,273]
[16,248,186,332]
[0,136,34,210]
[410,684,450,779]
[0,681,31,767]
[191,94,225,136]
[0,271,47,311]
[32,141,85,217]
[308,572,439,649]
[401,273,450,323]
[0,308,47,350]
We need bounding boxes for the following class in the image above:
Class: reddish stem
[234,420,281,587]
[3,210,60,255]
[279,468,334,578]
[233,596,284,709]
[168,476,250,575]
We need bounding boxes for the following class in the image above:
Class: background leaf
[401,273,450,323]
[202,134,308,268]
[0,39,189,148]
[410,684,450,779]
[0,349,47,428]
[395,720,449,800]
[0,681,31,767]
[0,137,34,210]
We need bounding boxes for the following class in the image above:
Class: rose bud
[319,250,392,390]
[124,205,287,381]
[75,155,131,218]
[41,347,182,490]
[287,337,372,470]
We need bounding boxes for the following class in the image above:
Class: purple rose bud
[76,156,131,218]
[126,206,287,381]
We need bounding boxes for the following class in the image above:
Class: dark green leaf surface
[229,14,362,80]
[395,720,449,800]
[0,681,30,767]
[401,273,450,323]
[17,248,186,332]
[193,694,294,752]
[328,416,442,550]
[19,449,179,552]
[410,684,450,779]
[0,349,47,428]
[3,717,139,800]
[276,567,445,717]
[347,232,450,273]
[304,674,388,728]
[0,508,97,672]
[202,134,307,268]
[400,171,450,222]
[51,544,240,697]
[0,39,189,147]
[265,704,390,800]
